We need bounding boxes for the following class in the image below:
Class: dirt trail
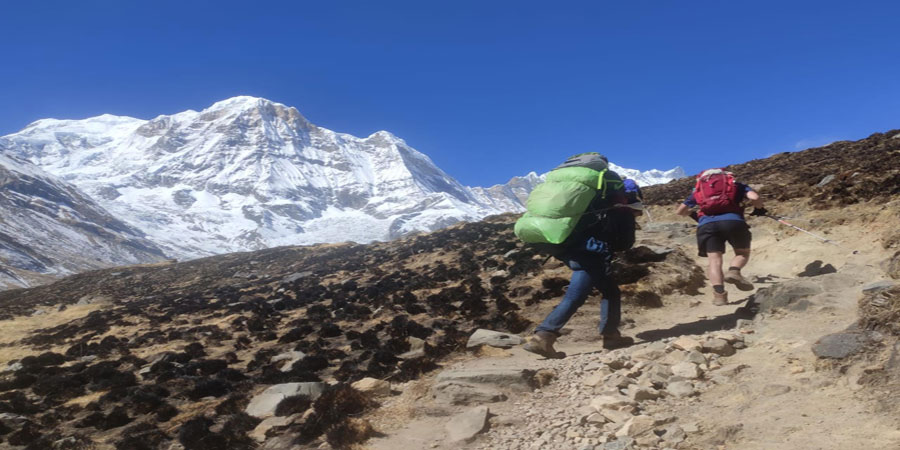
[365,211,900,450]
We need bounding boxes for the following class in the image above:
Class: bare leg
[730,248,750,269]
[707,251,724,286]
[725,248,754,291]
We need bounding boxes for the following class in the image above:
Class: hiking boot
[523,331,565,359]
[600,331,635,350]
[712,291,729,306]
[724,269,754,291]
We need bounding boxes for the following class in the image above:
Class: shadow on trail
[635,297,759,343]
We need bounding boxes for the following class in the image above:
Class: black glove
[750,207,768,217]
[689,211,699,223]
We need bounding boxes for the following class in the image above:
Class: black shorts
[696,220,751,257]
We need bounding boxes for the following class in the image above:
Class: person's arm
[745,189,769,216]
[676,202,699,222]
[745,189,764,209]
[678,191,700,222]
[739,183,768,216]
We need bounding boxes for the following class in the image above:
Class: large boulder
[245,382,327,418]
[590,394,637,411]
[250,415,298,442]
[432,368,534,405]
[615,415,656,438]
[670,337,702,352]
[671,362,701,379]
[466,329,523,349]
[434,368,535,391]
[432,381,508,405]
[445,406,489,443]
[631,342,667,361]
[812,331,865,359]
[666,381,695,398]
[351,378,391,397]
[752,279,824,313]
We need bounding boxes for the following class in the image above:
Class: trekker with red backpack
[676,169,767,305]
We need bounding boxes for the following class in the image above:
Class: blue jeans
[535,238,621,336]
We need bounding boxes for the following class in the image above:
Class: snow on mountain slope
[1,96,684,259]
[471,163,684,211]
[2,97,495,258]
[0,153,167,289]
[469,172,543,212]
[607,162,686,187]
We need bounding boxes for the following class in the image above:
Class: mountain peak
[608,163,687,186]
[206,95,283,111]
[198,96,311,129]
[366,130,405,145]
[19,114,143,134]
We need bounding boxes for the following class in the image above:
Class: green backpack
[514,153,624,245]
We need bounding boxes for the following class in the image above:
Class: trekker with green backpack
[676,169,767,305]
[514,153,639,358]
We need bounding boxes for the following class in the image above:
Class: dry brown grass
[859,286,900,336]
[0,301,109,366]
[163,398,223,434]
[64,391,108,408]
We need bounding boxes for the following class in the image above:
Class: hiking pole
[764,215,858,254]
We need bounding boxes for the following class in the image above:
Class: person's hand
[585,237,608,254]
[750,207,768,217]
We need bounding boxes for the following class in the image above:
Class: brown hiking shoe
[724,269,754,291]
[713,291,729,306]
[523,331,565,359]
[600,331,635,350]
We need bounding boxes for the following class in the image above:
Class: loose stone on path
[446,406,490,443]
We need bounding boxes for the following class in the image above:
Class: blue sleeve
[683,190,697,207]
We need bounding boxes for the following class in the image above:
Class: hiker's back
[693,169,742,217]
[514,153,635,253]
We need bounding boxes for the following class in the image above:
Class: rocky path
[365,217,900,450]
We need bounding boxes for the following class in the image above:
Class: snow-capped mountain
[473,163,685,208]
[1,96,683,259]
[607,163,685,187]
[1,97,502,258]
[0,153,167,289]
[469,172,544,213]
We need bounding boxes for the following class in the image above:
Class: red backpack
[693,169,741,216]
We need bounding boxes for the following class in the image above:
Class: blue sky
[2,1,899,186]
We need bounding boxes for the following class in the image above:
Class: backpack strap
[597,168,609,197]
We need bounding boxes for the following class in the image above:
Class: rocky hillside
[643,129,900,207]
[0,211,704,449]
[0,153,167,290]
